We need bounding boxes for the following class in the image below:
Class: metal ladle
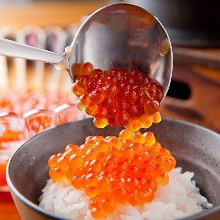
[0,3,172,102]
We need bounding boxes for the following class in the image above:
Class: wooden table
[0,2,219,220]
[161,60,220,133]
[0,199,20,220]
[0,190,19,219]
[0,2,104,28]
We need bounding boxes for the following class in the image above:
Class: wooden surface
[0,191,20,220]
[0,2,220,220]
[0,2,104,28]
[0,201,20,220]
[174,47,220,69]
[161,62,220,133]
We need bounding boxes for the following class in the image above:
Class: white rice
[39,168,212,220]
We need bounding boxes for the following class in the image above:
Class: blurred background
[0,0,219,219]
[0,0,219,132]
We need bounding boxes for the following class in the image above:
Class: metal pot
[126,0,220,47]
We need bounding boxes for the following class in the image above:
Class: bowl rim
[6,117,220,220]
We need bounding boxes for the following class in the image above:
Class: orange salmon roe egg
[72,62,163,130]
[48,129,176,219]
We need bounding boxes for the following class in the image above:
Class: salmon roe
[48,129,176,219]
[72,62,163,130]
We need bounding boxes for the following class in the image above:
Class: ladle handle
[0,38,65,64]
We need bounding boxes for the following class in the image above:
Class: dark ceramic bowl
[7,118,220,220]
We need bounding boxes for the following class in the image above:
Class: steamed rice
[39,168,212,220]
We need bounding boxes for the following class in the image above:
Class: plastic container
[0,25,84,193]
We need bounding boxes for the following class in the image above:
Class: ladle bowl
[0,3,172,102]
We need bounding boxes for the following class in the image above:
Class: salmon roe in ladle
[48,129,176,219]
[72,62,163,130]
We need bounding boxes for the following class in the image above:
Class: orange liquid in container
[0,89,81,189]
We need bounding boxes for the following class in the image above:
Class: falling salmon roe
[71,62,163,130]
[48,129,176,219]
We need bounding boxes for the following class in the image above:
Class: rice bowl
[6,118,220,220]
[39,168,212,220]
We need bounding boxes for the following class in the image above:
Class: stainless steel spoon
[0,3,172,102]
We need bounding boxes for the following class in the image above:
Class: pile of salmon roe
[72,62,163,131]
[48,129,176,219]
